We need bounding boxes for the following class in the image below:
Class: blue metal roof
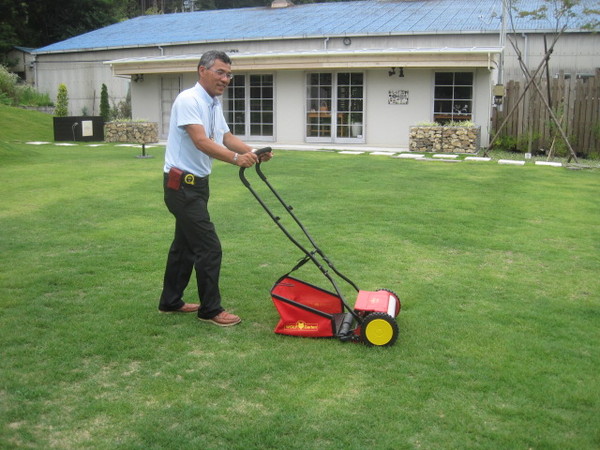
[34,0,597,54]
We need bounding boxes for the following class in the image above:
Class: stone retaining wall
[104,121,158,144]
[409,126,481,153]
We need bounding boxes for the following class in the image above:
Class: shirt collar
[195,82,220,108]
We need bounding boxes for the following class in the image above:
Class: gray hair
[198,51,232,69]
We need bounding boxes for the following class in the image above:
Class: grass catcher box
[271,276,343,337]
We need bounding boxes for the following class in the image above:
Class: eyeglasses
[206,68,234,80]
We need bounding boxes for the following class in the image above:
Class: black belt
[182,172,208,186]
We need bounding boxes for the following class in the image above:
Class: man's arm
[223,132,253,154]
[185,124,257,167]
[224,132,273,163]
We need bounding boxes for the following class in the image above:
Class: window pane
[435,86,453,99]
[434,100,452,113]
[454,86,473,99]
[454,72,473,85]
[250,87,261,98]
[435,72,454,84]
[351,73,363,84]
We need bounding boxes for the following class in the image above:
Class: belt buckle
[184,173,195,185]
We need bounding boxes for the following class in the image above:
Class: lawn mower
[240,147,401,347]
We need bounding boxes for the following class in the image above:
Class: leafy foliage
[0,64,52,107]
[100,83,110,121]
[54,84,69,117]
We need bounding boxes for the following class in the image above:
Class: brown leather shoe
[198,311,241,327]
[159,303,200,314]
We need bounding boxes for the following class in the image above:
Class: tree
[100,84,110,122]
[487,0,599,161]
[55,84,69,117]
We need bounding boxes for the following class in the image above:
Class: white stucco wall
[132,66,494,149]
[34,51,131,116]
[365,68,433,148]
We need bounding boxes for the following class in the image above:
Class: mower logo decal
[284,320,318,331]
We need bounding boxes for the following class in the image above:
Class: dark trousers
[159,174,224,319]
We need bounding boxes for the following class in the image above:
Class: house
[32,0,599,149]
[5,46,36,84]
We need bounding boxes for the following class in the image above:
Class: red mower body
[271,276,343,338]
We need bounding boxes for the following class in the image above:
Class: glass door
[160,75,181,139]
[225,74,274,141]
[306,72,364,143]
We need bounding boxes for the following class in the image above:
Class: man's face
[199,59,232,97]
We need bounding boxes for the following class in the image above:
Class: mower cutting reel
[241,148,402,347]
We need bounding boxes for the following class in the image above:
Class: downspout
[32,54,38,87]
[521,33,529,76]
[158,46,164,56]
[323,37,330,50]
[498,0,507,85]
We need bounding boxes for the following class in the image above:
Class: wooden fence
[491,69,599,158]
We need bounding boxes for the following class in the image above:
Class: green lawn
[1,106,599,448]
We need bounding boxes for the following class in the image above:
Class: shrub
[55,84,69,117]
[15,85,53,107]
[100,83,110,121]
[0,65,18,102]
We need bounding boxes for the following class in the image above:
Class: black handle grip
[253,146,272,157]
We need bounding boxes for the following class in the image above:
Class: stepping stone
[395,153,425,159]
[338,151,364,155]
[535,161,562,167]
[421,158,461,163]
[370,152,396,156]
[26,141,50,145]
[498,159,525,166]
[433,154,459,158]
[465,156,491,162]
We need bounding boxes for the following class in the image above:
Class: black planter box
[53,116,104,142]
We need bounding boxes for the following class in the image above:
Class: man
[158,50,272,326]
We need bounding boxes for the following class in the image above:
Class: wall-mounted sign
[388,90,409,105]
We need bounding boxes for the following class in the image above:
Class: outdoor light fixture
[132,74,144,83]
[388,68,405,77]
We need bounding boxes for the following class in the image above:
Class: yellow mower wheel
[360,312,398,347]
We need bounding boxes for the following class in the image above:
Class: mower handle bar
[239,149,361,320]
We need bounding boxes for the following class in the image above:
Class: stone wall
[409,126,481,153]
[104,121,158,144]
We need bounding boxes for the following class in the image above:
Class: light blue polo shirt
[164,82,230,177]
